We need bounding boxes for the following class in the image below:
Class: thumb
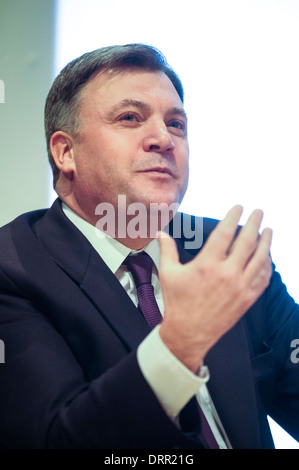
[157,231,180,269]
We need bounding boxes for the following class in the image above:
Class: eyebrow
[107,99,150,119]
[168,106,188,122]
[107,99,187,121]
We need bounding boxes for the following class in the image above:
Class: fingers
[202,205,244,260]
[228,209,264,268]
[245,227,273,288]
[158,206,272,287]
[205,205,271,272]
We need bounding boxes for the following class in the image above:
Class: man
[0,43,298,449]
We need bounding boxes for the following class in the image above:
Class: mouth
[139,167,175,177]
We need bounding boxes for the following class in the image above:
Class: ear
[50,131,76,176]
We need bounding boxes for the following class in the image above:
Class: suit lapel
[35,199,151,351]
[80,249,151,350]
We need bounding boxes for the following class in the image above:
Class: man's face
[70,69,189,221]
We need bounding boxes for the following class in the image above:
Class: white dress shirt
[62,203,231,448]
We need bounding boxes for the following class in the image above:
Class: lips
[140,167,175,177]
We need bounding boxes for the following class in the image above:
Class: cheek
[74,135,111,176]
[178,147,189,179]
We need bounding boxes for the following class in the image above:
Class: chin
[143,188,182,206]
[145,198,181,211]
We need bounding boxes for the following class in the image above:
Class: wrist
[159,322,205,374]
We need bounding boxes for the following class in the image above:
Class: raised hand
[158,205,273,373]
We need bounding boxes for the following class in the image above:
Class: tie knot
[124,252,154,288]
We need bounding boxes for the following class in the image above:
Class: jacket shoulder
[0,207,49,269]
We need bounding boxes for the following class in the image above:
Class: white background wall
[1,0,299,449]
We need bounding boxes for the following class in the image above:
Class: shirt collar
[62,203,160,274]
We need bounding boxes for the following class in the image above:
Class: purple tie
[125,252,219,449]
[197,405,219,449]
[125,252,162,329]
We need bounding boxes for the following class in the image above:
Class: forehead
[80,69,183,112]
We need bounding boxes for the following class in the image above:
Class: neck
[113,235,154,250]
[59,195,171,251]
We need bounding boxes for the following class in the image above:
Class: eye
[169,120,183,129]
[167,119,187,135]
[118,112,141,124]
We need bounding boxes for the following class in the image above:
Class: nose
[142,121,175,153]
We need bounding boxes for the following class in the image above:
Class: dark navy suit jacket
[0,198,299,449]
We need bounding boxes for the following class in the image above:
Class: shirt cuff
[137,325,209,419]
